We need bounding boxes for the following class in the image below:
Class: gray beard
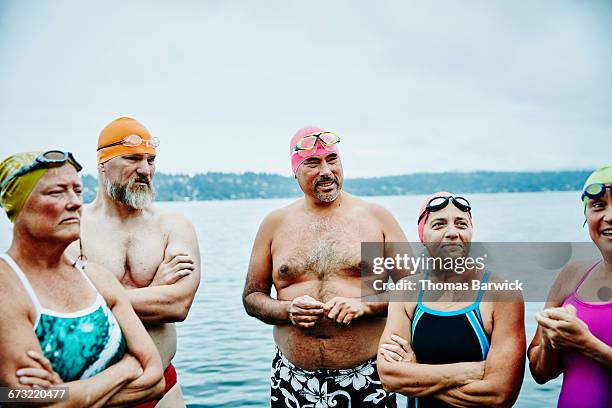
[105,178,154,210]
[315,187,340,203]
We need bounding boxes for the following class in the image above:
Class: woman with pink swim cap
[529,165,612,408]
[416,192,472,243]
[378,192,526,407]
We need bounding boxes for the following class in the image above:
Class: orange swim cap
[97,117,157,164]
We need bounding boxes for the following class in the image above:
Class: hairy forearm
[528,343,562,384]
[243,292,291,325]
[127,286,191,323]
[378,360,480,396]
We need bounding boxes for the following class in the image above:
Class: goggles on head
[97,134,160,151]
[581,183,612,201]
[0,150,82,190]
[418,195,471,223]
[292,132,340,157]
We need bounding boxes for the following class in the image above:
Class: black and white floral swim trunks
[271,347,397,408]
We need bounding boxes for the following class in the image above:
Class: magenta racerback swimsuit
[557,261,612,408]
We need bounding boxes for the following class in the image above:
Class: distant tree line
[81,170,591,203]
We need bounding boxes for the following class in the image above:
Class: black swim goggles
[418,195,471,223]
[581,183,612,201]
[0,150,82,190]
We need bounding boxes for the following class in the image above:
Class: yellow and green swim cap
[582,164,612,214]
[0,151,81,222]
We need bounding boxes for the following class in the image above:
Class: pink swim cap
[290,125,340,174]
[417,191,473,242]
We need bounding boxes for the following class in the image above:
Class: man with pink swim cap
[243,126,408,407]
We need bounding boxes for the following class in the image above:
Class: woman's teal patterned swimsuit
[35,297,127,381]
[1,254,126,382]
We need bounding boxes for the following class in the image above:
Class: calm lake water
[0,191,593,407]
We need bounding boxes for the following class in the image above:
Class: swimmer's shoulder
[368,202,395,219]
[481,270,525,303]
[356,196,406,238]
[392,274,423,308]
[548,260,595,302]
[0,258,24,299]
[0,256,12,277]
[156,207,195,228]
[152,207,198,242]
[354,195,397,221]
[484,269,511,285]
[340,194,381,213]
[0,258,40,321]
[81,261,123,307]
[259,200,300,231]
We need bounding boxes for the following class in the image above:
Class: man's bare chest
[82,223,167,287]
[272,217,382,282]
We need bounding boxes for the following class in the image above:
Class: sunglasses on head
[0,150,82,190]
[418,195,471,224]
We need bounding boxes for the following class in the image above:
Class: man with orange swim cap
[243,126,410,407]
[69,117,201,407]
[97,116,158,164]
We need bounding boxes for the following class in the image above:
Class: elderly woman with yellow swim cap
[0,151,165,406]
[529,165,612,408]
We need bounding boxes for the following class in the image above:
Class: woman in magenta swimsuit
[529,165,612,408]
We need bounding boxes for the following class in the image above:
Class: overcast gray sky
[1,0,610,177]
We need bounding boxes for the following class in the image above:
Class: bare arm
[535,305,612,369]
[377,297,485,396]
[84,264,164,406]
[582,334,612,368]
[434,299,526,408]
[373,203,412,283]
[242,211,292,325]
[0,264,141,408]
[356,204,412,317]
[528,308,564,383]
[127,214,201,323]
[528,262,578,383]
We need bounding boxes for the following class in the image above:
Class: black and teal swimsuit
[1,254,126,382]
[408,271,491,408]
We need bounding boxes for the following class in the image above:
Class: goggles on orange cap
[97,134,160,152]
[292,132,340,157]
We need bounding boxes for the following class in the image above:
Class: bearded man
[72,117,201,408]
